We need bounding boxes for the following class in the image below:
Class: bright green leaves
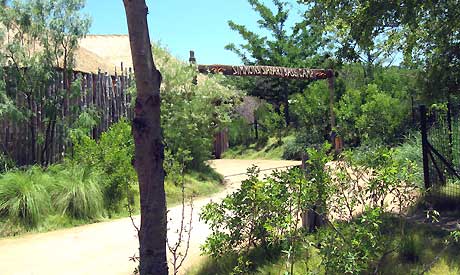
[201,145,333,273]
[70,119,137,214]
[151,45,235,170]
[319,207,386,275]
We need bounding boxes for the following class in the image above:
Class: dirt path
[0,159,300,275]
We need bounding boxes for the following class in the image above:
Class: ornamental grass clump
[0,167,51,228]
[50,165,104,220]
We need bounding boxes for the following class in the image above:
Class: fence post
[420,105,431,189]
[254,116,259,140]
[447,100,453,162]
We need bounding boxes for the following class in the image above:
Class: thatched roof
[75,35,133,75]
[1,29,133,75]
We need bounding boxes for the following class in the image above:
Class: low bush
[201,142,427,274]
[256,103,285,144]
[0,167,51,227]
[70,119,137,214]
[201,144,333,273]
[282,136,305,160]
[49,164,104,220]
[228,117,254,146]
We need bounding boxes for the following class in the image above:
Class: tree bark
[123,1,168,275]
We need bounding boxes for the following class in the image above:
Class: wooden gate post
[189,50,198,85]
[328,73,343,154]
[300,151,325,232]
[420,105,431,189]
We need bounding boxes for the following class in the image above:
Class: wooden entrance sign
[197,64,334,81]
[190,51,342,153]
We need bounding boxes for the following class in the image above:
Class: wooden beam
[198,64,333,80]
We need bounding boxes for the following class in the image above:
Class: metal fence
[420,103,460,204]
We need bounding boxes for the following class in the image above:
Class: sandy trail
[0,159,300,275]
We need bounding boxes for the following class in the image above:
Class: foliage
[333,146,420,219]
[203,141,426,274]
[0,153,15,173]
[301,0,460,100]
[70,119,136,214]
[0,0,90,164]
[68,108,100,144]
[0,167,51,227]
[336,70,413,145]
[201,167,302,256]
[228,116,254,147]
[318,207,386,274]
[356,85,409,143]
[281,136,304,160]
[290,81,330,145]
[152,45,235,169]
[393,133,423,184]
[48,164,103,219]
[256,103,285,144]
[201,143,333,273]
[223,136,291,160]
[399,233,422,263]
[225,0,327,124]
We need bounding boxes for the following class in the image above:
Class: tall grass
[49,164,104,220]
[0,167,51,227]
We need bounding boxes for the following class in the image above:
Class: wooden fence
[0,68,134,166]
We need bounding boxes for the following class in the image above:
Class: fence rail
[0,68,134,166]
[420,103,460,204]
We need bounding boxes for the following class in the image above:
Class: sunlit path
[0,159,300,275]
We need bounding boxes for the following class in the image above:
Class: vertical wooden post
[447,100,453,162]
[189,50,198,85]
[420,105,431,189]
[328,72,342,153]
[328,73,336,132]
[189,50,196,64]
[254,116,259,140]
[301,152,307,170]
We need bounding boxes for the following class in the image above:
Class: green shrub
[50,164,104,219]
[70,119,137,214]
[228,117,254,146]
[256,103,285,144]
[0,153,15,173]
[318,208,386,275]
[0,167,51,227]
[337,83,411,145]
[399,234,421,263]
[201,144,333,272]
[393,134,423,185]
[98,120,137,213]
[290,81,330,144]
[282,136,305,160]
[154,45,235,169]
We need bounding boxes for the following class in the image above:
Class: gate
[420,104,460,204]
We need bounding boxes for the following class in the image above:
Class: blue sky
[83,0,302,65]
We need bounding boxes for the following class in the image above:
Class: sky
[82,0,302,65]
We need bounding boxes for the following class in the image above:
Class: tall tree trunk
[123,1,168,275]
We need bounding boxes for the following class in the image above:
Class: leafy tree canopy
[300,0,460,99]
[226,0,328,124]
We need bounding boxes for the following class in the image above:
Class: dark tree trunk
[283,83,290,126]
[123,1,168,275]
[27,95,36,164]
